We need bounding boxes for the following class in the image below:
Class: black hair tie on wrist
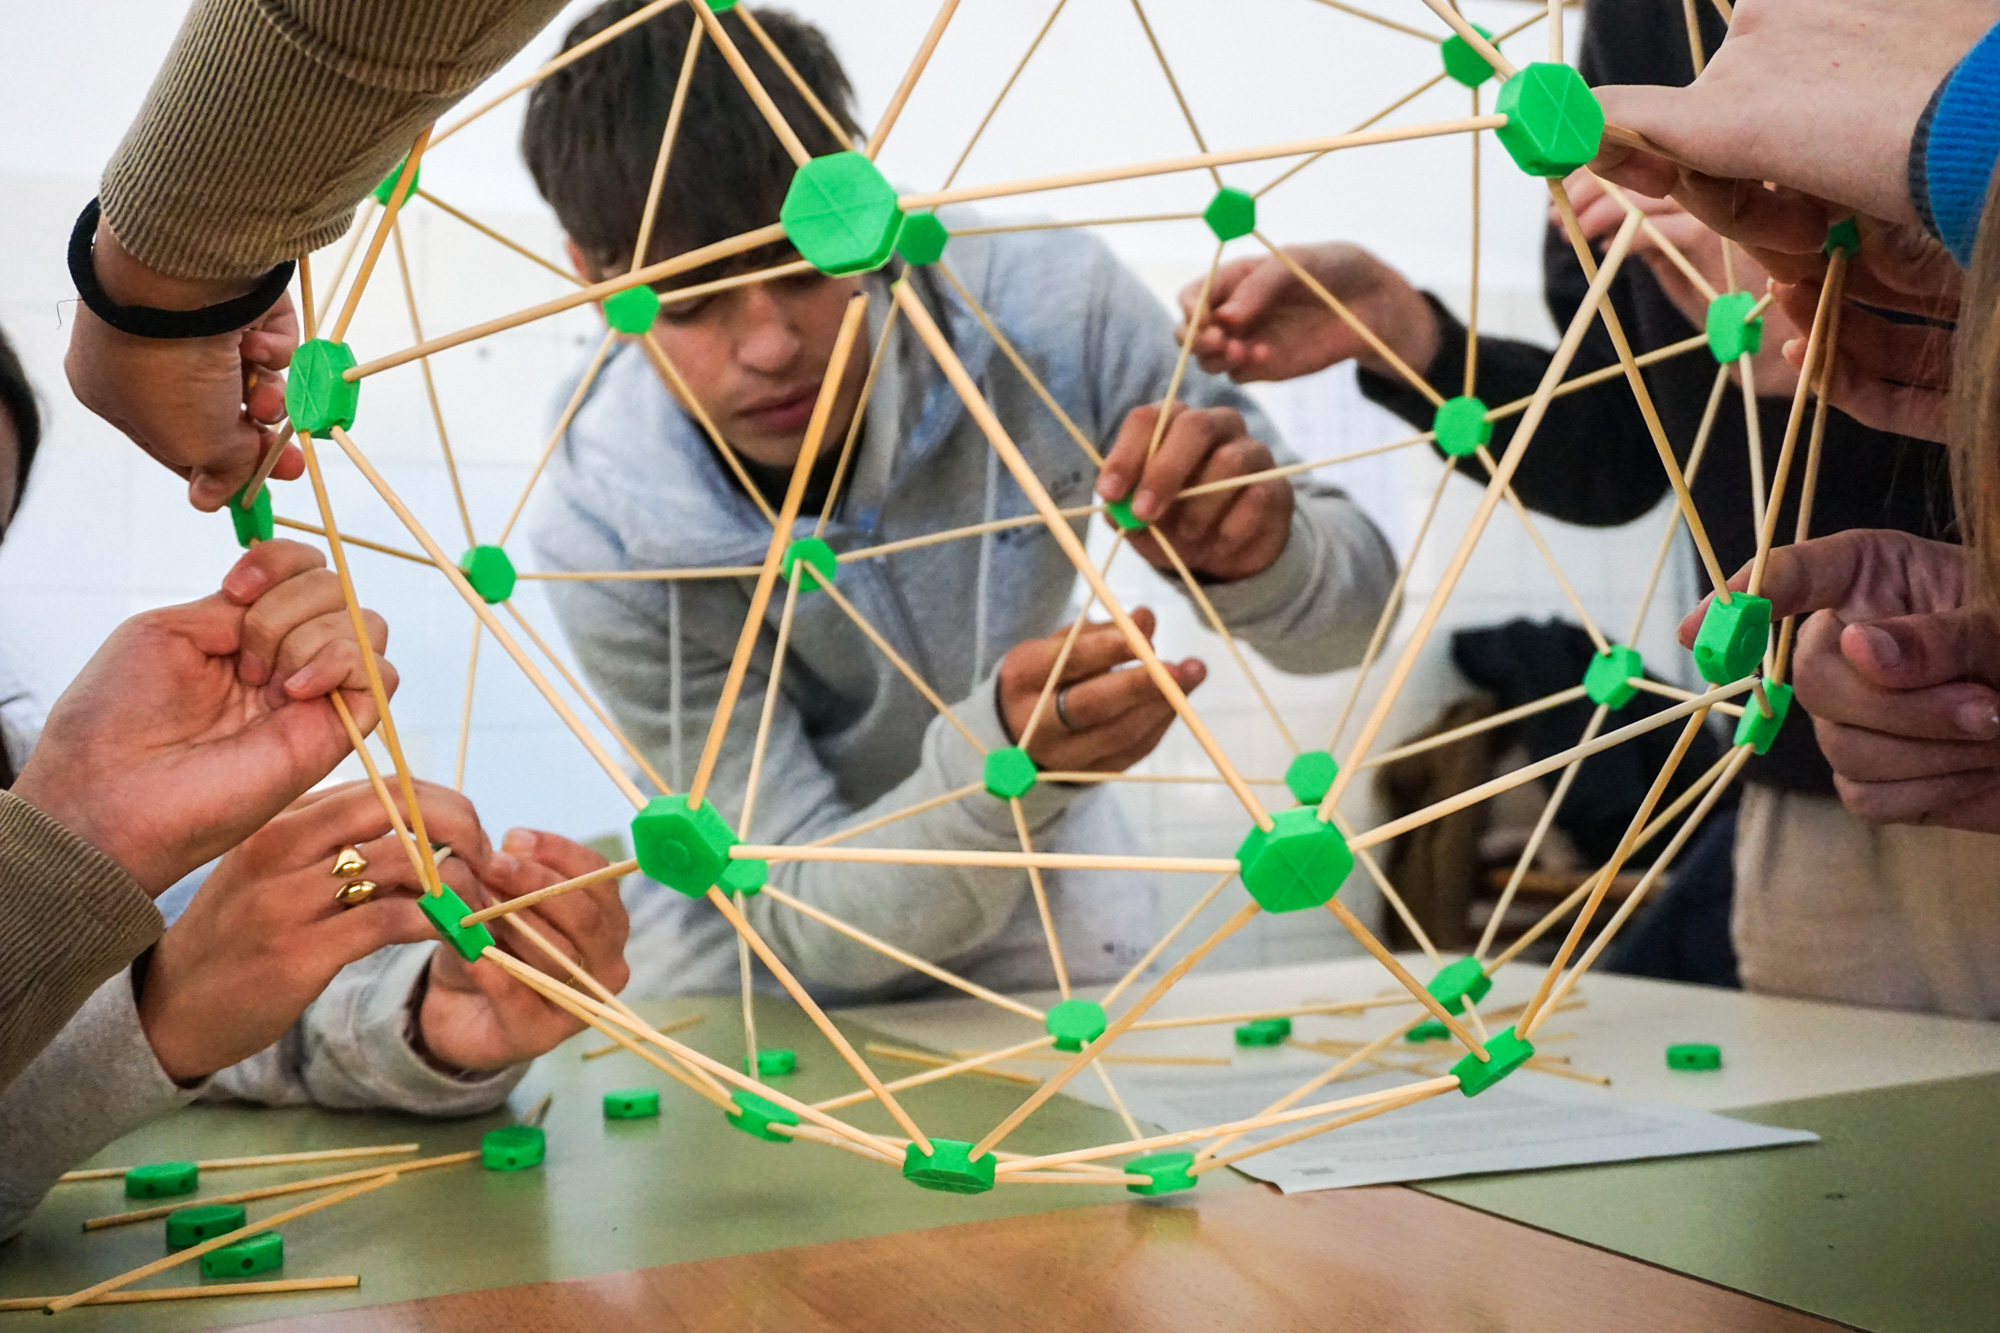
[68,198,296,340]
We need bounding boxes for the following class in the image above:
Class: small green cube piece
[1046,998,1107,1052]
[601,284,660,335]
[1433,395,1492,458]
[1441,23,1498,87]
[720,857,767,896]
[284,339,359,435]
[726,1088,799,1141]
[895,211,950,266]
[1203,188,1257,242]
[124,1161,198,1200]
[1692,593,1772,684]
[1236,807,1353,913]
[481,1124,546,1171]
[1406,1018,1451,1044]
[166,1203,247,1249]
[901,1138,996,1194]
[1583,644,1644,710]
[746,1048,798,1077]
[1284,750,1339,805]
[1105,496,1148,531]
[227,482,273,549]
[458,544,517,604]
[1494,63,1605,178]
[1734,681,1794,754]
[200,1231,283,1279]
[1666,1041,1722,1071]
[1425,956,1493,1015]
[780,151,904,277]
[1705,291,1764,364]
[371,156,420,205]
[1452,1024,1536,1097]
[984,746,1038,800]
[1234,1016,1293,1047]
[1824,217,1861,258]
[603,1088,661,1119]
[419,886,495,963]
[1126,1151,1198,1196]
[781,535,837,592]
[631,795,739,897]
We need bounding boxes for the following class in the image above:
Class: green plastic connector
[1425,956,1493,1015]
[1494,63,1605,178]
[631,795,739,897]
[1125,1151,1198,1196]
[1433,395,1492,458]
[781,535,837,591]
[705,0,737,11]
[284,339,359,435]
[125,1162,198,1200]
[1104,496,1148,531]
[984,746,1038,800]
[1452,1024,1535,1097]
[482,1124,546,1171]
[1734,681,1793,754]
[1234,1016,1292,1047]
[371,156,420,205]
[601,284,660,335]
[1284,750,1339,805]
[901,1138,996,1194]
[720,857,767,896]
[780,152,904,276]
[201,1231,283,1279]
[604,1088,661,1119]
[166,1203,248,1249]
[1705,291,1764,364]
[1046,998,1107,1052]
[1203,188,1256,242]
[895,211,950,266]
[1441,23,1498,87]
[1692,593,1772,684]
[420,886,496,963]
[1583,644,1643,710]
[1405,1018,1451,1043]
[1666,1041,1722,1070]
[726,1088,798,1141]
[1824,217,1861,258]
[746,1048,798,1077]
[228,482,273,548]
[458,545,517,604]
[1236,807,1353,913]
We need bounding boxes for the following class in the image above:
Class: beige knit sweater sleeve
[100,0,568,280]
[0,792,161,1095]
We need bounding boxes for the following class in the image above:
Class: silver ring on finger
[1054,686,1080,733]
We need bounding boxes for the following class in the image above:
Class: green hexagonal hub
[481,1124,545,1171]
[1734,681,1793,754]
[781,535,837,592]
[1405,1018,1451,1043]
[704,0,737,11]
[895,211,950,266]
[1105,496,1148,531]
[1433,395,1492,457]
[284,338,359,435]
[1425,956,1493,1015]
[902,1138,996,1194]
[631,795,739,897]
[604,1088,661,1119]
[1441,23,1498,87]
[372,156,421,205]
[1126,1151,1198,1196]
[1203,188,1256,242]
[1235,807,1353,913]
[781,152,905,277]
[1583,644,1643,709]
[1284,750,1339,805]
[201,1231,284,1279]
[1046,998,1107,1052]
[1824,217,1861,258]
[420,886,495,963]
[1692,593,1772,684]
[720,857,767,896]
[167,1203,247,1249]
[125,1161,198,1199]
[1235,1016,1292,1047]
[984,746,1038,800]
[228,482,273,549]
[602,283,660,335]
[1666,1041,1722,1070]
[1494,63,1605,178]
[1705,291,1764,363]
[1452,1024,1535,1097]
[458,544,517,604]
[727,1089,799,1141]
[746,1048,797,1077]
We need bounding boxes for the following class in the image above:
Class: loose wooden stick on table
[60,1144,418,1183]
[84,1153,474,1232]
[0,1277,360,1312]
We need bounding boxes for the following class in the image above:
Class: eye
[657,297,711,323]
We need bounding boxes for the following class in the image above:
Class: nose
[733,284,801,376]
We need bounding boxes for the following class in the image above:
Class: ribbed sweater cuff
[1916,20,2000,266]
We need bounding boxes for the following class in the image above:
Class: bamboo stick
[864,1043,1042,1085]
[60,1144,418,1183]
[685,0,809,164]
[807,568,987,753]
[1128,996,1417,1031]
[941,0,1070,189]
[461,858,637,927]
[734,843,1241,874]
[83,1153,472,1231]
[1475,704,1610,961]
[1302,0,1442,42]
[1101,871,1237,1007]
[867,0,961,157]
[389,223,476,546]
[503,602,672,795]
[1193,1079,1450,1173]
[736,5,846,142]
[415,189,581,286]
[1418,0,1518,75]
[640,320,784,527]
[516,566,768,582]
[582,1012,702,1058]
[804,782,984,848]
[816,1036,1058,1110]
[1358,685,1589,771]
[268,517,429,566]
[330,128,429,344]
[498,330,619,545]
[1196,1010,1431,1162]
[0,1278,360,1312]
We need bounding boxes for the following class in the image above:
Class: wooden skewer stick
[1017,535,1121,752]
[639,304,783,529]
[949,213,1202,238]
[582,1012,703,1059]
[866,0,961,157]
[61,1144,418,1183]
[239,423,295,511]
[806,567,989,753]
[804,782,984,848]
[271,516,430,568]
[1128,0,1221,188]
[1628,676,1746,716]
[329,127,429,345]
[733,843,1241,874]
[814,295,902,540]
[816,1036,1058,1110]
[1127,996,1418,1032]
[1622,364,1731,647]
[1753,254,1848,601]
[937,262,1104,467]
[1417,0,1518,76]
[1325,896,1487,1058]
[734,5,846,143]
[517,566,768,582]
[1473,443,1613,653]
[940,0,1069,189]
[508,948,734,1109]
[1301,0,1443,43]
[1150,528,1299,753]
[1035,772,1287,786]
[415,189,581,286]
[1359,685,1590,771]
[630,20,706,279]
[864,1043,1043,1086]
[1010,798,1073,998]
[738,569,805,842]
[392,222,470,549]
[1100,871,1236,1008]
[0,1277,361,1312]
[328,694,426,888]
[975,1051,1231,1068]
[1476,703,1611,961]
[833,503,1100,565]
[502,602,673,795]
[83,1153,472,1231]
[1193,1079,1452,1174]
[685,0,809,164]
[1337,814,1441,966]
[497,330,620,545]
[313,199,374,329]
[1197,1010,1431,1162]
[1261,237,1443,409]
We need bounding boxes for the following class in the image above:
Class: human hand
[1677,530,2000,829]
[1177,243,1438,384]
[11,540,391,895]
[65,221,302,512]
[1096,405,1294,582]
[998,607,1206,773]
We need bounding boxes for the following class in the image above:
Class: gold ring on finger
[332,845,369,878]
[333,879,379,909]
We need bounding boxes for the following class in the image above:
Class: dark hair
[521,3,859,278]
[0,324,39,522]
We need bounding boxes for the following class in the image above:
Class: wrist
[91,222,261,311]
[408,952,496,1077]
[8,764,162,895]
[1357,284,1440,381]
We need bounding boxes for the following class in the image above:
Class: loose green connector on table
[1433,395,1492,458]
[285,339,359,435]
[201,1231,283,1279]
[1236,808,1353,913]
[125,1161,198,1200]
[781,535,837,592]
[984,746,1038,800]
[458,545,516,604]
[1494,63,1605,177]
[1425,956,1493,1015]
[1583,644,1643,710]
[604,1088,662,1119]
[1705,291,1763,364]
[746,1048,798,1077]
[631,795,739,897]
[1666,1042,1722,1071]
[1452,1024,1535,1097]
[1203,188,1256,242]
[421,886,495,963]
[482,1124,546,1171]
[1692,593,1772,685]
[781,152,904,276]
[1125,1151,1199,1196]
[726,1089,800,1141]
[1046,998,1107,1052]
[166,1203,248,1248]
[895,211,950,266]
[901,1138,996,1194]
[228,482,273,549]
[601,284,660,335]
[1234,1016,1292,1047]
[1734,682,1793,754]
[1283,750,1339,805]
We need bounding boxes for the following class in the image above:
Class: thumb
[1212,256,1299,330]
[1841,607,2000,691]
